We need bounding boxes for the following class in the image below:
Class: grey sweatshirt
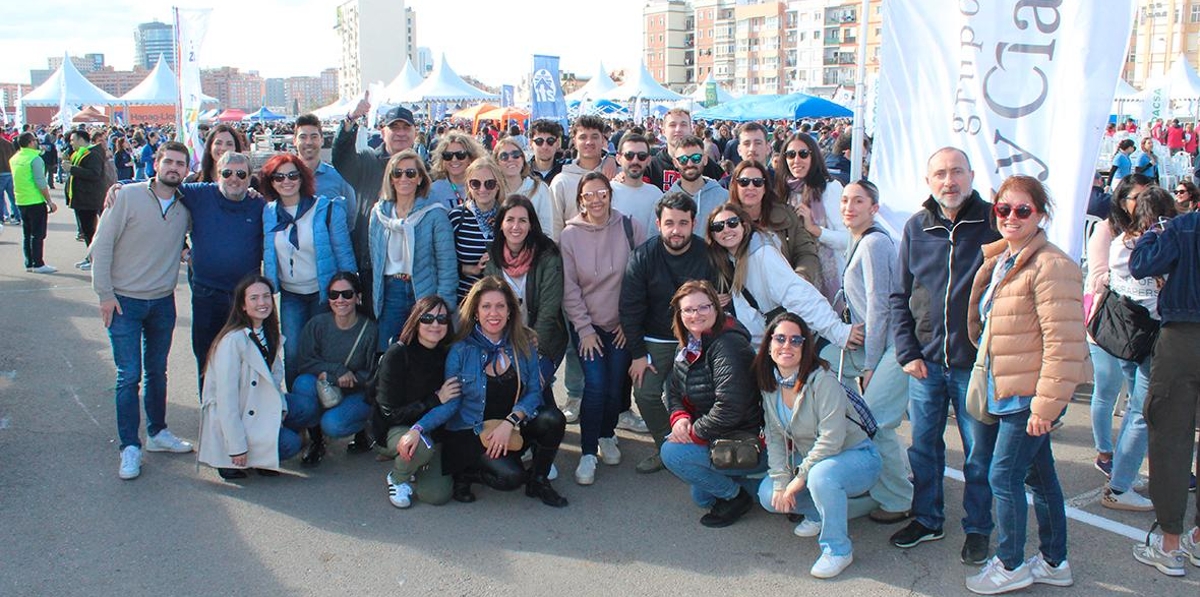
[90,181,191,302]
[842,229,897,370]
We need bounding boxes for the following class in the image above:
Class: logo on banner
[532,69,556,103]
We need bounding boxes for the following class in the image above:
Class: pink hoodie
[559,210,647,338]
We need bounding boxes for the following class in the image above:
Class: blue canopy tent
[243,107,287,121]
[567,98,630,118]
[694,93,852,121]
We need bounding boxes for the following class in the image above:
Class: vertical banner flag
[175,7,211,170]
[14,85,22,130]
[531,55,569,130]
[871,1,1136,258]
[501,85,514,108]
[704,81,717,108]
[1139,82,1170,128]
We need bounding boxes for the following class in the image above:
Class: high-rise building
[733,1,791,95]
[336,0,417,98]
[1124,0,1200,88]
[86,66,151,97]
[135,21,175,71]
[265,79,287,108]
[201,67,265,110]
[693,0,737,86]
[644,0,695,91]
[320,68,339,101]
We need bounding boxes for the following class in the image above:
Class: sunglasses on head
[785,148,811,160]
[392,168,419,179]
[709,215,742,233]
[328,289,357,300]
[531,136,557,146]
[771,333,805,347]
[622,151,650,161]
[994,203,1035,219]
[270,171,302,182]
[220,169,248,180]
[675,153,704,165]
[418,313,449,325]
[736,176,766,188]
[442,150,470,161]
[497,150,523,162]
[468,179,498,191]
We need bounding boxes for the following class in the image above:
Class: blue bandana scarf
[271,196,316,249]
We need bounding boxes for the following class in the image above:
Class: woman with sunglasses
[727,159,822,286]
[449,158,511,303]
[1173,180,1198,213]
[561,172,647,486]
[428,131,486,210]
[398,277,569,507]
[373,296,458,508]
[751,312,881,578]
[290,273,378,465]
[369,150,457,352]
[706,202,860,350]
[493,138,553,237]
[774,132,848,304]
[963,175,1088,593]
[186,124,249,183]
[260,153,357,389]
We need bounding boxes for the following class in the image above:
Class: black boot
[452,475,476,503]
[218,467,248,480]
[301,427,326,467]
[526,475,568,508]
[346,430,372,454]
[699,487,753,528]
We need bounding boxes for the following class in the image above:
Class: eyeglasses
[442,150,470,162]
[784,149,812,160]
[328,289,357,300]
[531,136,557,147]
[675,153,704,165]
[622,151,650,161]
[1175,188,1189,195]
[418,313,449,325]
[468,179,498,191]
[680,303,715,317]
[391,168,419,179]
[771,333,805,347]
[497,150,523,162]
[993,203,1035,219]
[736,177,766,188]
[270,171,302,182]
[581,189,610,200]
[220,169,248,180]
[709,216,742,233]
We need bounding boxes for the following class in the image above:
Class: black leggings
[75,208,99,247]
[464,406,566,490]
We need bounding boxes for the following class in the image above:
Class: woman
[1173,179,1198,213]
[964,175,1088,594]
[493,138,554,236]
[661,280,764,528]
[374,296,458,508]
[727,159,822,286]
[706,202,860,350]
[1111,139,1135,184]
[291,273,379,466]
[482,195,567,407]
[113,137,134,181]
[773,132,847,304]
[753,313,881,579]
[560,172,646,486]
[397,277,569,508]
[1135,137,1160,183]
[188,124,247,183]
[260,153,356,387]
[428,131,486,210]
[198,275,319,479]
[368,149,457,352]
[449,158,510,302]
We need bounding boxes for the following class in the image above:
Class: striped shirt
[448,205,494,302]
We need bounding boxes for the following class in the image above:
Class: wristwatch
[505,413,522,428]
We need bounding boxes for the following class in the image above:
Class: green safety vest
[10,147,46,206]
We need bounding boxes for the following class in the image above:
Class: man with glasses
[645,109,724,191]
[667,136,728,227]
[528,119,567,185]
[611,133,662,236]
[294,113,356,233]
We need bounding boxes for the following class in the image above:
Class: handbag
[709,433,762,470]
[965,321,998,425]
[317,319,370,409]
[480,352,524,451]
[1087,287,1160,362]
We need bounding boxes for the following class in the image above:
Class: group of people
[10,100,1200,592]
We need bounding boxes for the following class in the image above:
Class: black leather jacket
[666,319,763,442]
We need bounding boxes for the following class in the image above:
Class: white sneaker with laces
[1180,527,1200,567]
[561,397,581,424]
[1133,533,1187,576]
[1101,487,1154,512]
[966,556,1033,595]
[575,454,597,485]
[1026,553,1073,586]
[119,445,142,480]
[30,265,57,274]
[145,429,194,453]
[810,548,852,578]
[794,519,822,538]
[387,473,413,508]
[598,436,621,465]
[616,410,649,433]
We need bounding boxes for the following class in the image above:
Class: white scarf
[373,200,446,277]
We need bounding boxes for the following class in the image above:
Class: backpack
[839,379,878,439]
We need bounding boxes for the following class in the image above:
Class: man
[0,134,16,223]
[293,113,357,233]
[645,108,723,191]
[527,119,566,185]
[667,136,728,227]
[140,131,160,179]
[1129,208,1200,577]
[735,121,773,167]
[610,133,663,235]
[825,135,853,186]
[889,147,1000,565]
[620,192,716,473]
[90,142,195,480]
[64,129,105,270]
[8,132,58,273]
[39,128,58,190]
[549,115,609,240]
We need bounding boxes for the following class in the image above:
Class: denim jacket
[414,334,543,433]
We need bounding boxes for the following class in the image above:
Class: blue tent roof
[244,107,287,121]
[694,93,851,121]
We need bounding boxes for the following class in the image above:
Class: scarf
[683,333,703,364]
[471,324,510,371]
[270,196,316,249]
[471,202,497,242]
[503,245,534,278]
[373,200,444,277]
[786,178,827,227]
[775,369,799,389]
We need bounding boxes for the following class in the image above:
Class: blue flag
[501,85,514,108]
[531,55,569,131]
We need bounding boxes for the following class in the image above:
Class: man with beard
[619,192,717,473]
[645,109,724,191]
[667,136,728,227]
[90,142,196,480]
[610,133,662,236]
[293,113,356,233]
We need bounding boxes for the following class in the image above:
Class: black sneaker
[890,520,945,548]
[962,532,990,565]
[700,487,753,528]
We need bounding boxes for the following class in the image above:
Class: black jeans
[190,279,234,395]
[1145,321,1200,535]
[466,406,567,490]
[74,208,99,248]
[18,203,48,268]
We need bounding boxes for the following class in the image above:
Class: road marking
[61,357,101,429]
[0,284,92,295]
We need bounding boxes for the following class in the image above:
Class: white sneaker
[74,258,90,269]
[30,265,57,274]
[1180,527,1200,567]
[616,410,649,433]
[119,445,142,480]
[1132,533,1187,577]
[1026,553,1073,587]
[598,436,621,465]
[1101,487,1154,512]
[810,548,853,578]
[145,429,194,453]
[794,519,822,538]
[548,463,558,481]
[966,556,1033,595]
[575,454,597,485]
[561,397,581,424]
[387,473,413,509]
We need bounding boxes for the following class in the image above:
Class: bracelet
[505,413,522,428]
[410,424,424,435]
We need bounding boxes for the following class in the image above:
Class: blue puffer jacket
[367,196,458,317]
[262,196,357,302]
[1131,211,1200,323]
[414,332,543,433]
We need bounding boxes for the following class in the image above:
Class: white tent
[397,53,497,103]
[565,62,617,102]
[383,57,425,104]
[600,61,687,102]
[119,55,218,105]
[1113,78,1139,102]
[688,75,736,106]
[20,56,118,106]
[1138,56,1200,101]
[311,96,355,121]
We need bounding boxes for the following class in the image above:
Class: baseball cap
[381,106,415,127]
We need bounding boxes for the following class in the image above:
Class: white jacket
[198,329,287,471]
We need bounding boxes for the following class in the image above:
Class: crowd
[5,102,1200,593]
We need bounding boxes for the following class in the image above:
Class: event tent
[216,108,247,122]
[565,62,617,102]
[20,55,118,107]
[120,54,218,105]
[396,53,498,103]
[244,107,287,121]
[693,92,852,121]
[383,58,426,104]
[600,62,687,102]
[688,75,736,106]
[1139,56,1200,101]
[311,96,355,121]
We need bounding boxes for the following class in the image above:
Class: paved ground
[1,187,1197,596]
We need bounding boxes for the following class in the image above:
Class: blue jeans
[571,328,631,455]
[0,173,14,220]
[757,441,882,556]
[661,440,767,507]
[1088,343,1125,455]
[990,409,1068,569]
[538,353,562,408]
[190,280,233,395]
[292,374,369,438]
[279,391,320,460]
[376,276,415,352]
[1110,354,1152,493]
[107,295,177,449]
[907,361,997,534]
[279,289,326,388]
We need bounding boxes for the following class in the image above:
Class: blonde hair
[378,150,431,202]
[464,158,511,206]
[429,131,486,181]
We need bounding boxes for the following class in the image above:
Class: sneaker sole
[1100,497,1154,512]
[119,469,140,480]
[575,475,595,486]
[967,576,1033,595]
[1031,576,1074,587]
[810,555,853,579]
[145,444,193,454]
[892,530,945,548]
[1133,550,1186,577]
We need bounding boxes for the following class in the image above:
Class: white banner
[1139,84,1170,128]
[175,7,211,170]
[871,1,1136,258]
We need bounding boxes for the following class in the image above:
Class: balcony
[825,9,857,25]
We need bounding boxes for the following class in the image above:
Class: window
[1192,4,1200,22]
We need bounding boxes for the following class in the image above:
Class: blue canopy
[694,93,851,121]
[243,107,287,121]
